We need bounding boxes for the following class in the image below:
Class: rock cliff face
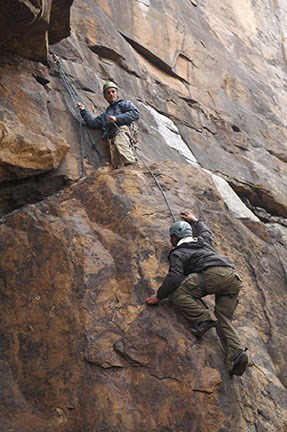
[0,1,287,431]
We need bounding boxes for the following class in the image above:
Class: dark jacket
[80,99,139,138]
[157,220,232,300]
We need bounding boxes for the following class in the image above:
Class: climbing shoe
[190,320,218,338]
[229,350,248,376]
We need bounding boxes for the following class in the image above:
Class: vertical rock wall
[0,0,287,431]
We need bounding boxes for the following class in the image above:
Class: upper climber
[77,80,140,168]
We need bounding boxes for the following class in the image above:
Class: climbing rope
[50,52,103,177]
[114,124,176,222]
[135,149,177,222]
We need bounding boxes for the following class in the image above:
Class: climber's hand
[107,115,117,123]
[77,102,85,110]
[146,295,160,306]
[181,210,198,223]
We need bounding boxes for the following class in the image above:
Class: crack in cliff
[266,148,287,163]
[149,372,180,383]
[89,45,123,62]
[0,172,71,218]
[119,32,189,83]
[180,96,199,106]
[222,177,287,221]
[33,74,50,87]
[88,45,142,79]
[202,125,217,135]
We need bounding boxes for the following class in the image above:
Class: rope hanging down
[137,151,177,223]
[50,52,103,177]
[114,124,176,222]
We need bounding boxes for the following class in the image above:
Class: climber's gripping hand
[146,295,160,306]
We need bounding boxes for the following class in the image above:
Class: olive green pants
[109,125,136,167]
[170,266,244,368]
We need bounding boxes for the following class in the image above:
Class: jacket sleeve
[193,220,214,247]
[156,253,185,300]
[116,100,140,126]
[80,109,105,129]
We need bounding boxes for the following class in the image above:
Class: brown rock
[0,0,287,431]
[0,163,286,431]
[0,123,69,177]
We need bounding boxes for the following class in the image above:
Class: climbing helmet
[103,81,118,93]
[169,220,193,238]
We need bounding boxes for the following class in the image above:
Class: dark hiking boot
[190,320,218,338]
[229,350,248,376]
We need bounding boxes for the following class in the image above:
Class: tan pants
[108,125,136,167]
[170,266,244,368]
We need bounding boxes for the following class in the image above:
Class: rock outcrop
[0,0,287,431]
[0,0,73,62]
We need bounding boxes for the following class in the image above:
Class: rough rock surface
[1,163,287,432]
[0,0,287,431]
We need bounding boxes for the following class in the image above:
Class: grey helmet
[169,220,193,238]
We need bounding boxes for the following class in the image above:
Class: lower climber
[146,210,248,376]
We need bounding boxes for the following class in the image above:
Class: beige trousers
[108,125,136,167]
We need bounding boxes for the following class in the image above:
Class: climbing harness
[50,52,103,177]
[114,123,176,222]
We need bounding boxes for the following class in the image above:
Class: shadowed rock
[0,0,73,62]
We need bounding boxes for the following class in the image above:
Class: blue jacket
[157,220,232,300]
[80,99,139,137]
